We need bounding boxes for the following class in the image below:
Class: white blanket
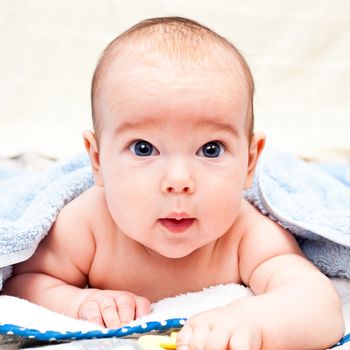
[0,281,349,349]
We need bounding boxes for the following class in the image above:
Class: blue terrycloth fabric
[244,147,350,278]
[0,153,93,288]
[0,148,350,289]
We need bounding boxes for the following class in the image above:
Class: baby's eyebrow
[115,118,239,137]
[115,118,159,135]
[198,120,239,137]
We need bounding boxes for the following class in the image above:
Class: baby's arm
[2,188,150,328]
[177,203,344,350]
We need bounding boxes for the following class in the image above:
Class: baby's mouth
[158,218,195,233]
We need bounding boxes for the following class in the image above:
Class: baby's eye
[128,140,159,157]
[197,141,225,158]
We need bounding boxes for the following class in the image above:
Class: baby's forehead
[98,45,250,126]
[102,46,249,115]
[100,54,249,138]
[91,19,255,138]
[94,24,252,100]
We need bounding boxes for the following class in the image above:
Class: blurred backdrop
[0,0,349,159]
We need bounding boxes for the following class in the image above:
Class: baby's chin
[143,244,199,260]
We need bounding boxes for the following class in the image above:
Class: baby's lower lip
[158,218,195,233]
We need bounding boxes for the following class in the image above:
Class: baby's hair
[91,16,255,142]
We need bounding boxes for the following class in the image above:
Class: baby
[3,17,344,350]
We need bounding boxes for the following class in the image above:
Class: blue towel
[0,149,350,289]
[0,153,93,288]
[244,147,350,278]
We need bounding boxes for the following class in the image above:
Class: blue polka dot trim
[0,319,348,348]
[331,332,350,348]
[0,318,187,341]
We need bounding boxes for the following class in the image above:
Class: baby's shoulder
[51,185,112,247]
[61,185,117,240]
[16,186,107,281]
[236,199,272,231]
[59,185,107,221]
[236,199,300,251]
[236,199,303,286]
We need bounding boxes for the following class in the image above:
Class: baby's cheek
[200,183,242,225]
[105,180,155,227]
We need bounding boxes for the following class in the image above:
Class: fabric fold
[244,147,350,278]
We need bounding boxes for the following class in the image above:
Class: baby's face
[92,49,255,259]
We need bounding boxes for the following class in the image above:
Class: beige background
[0,0,349,159]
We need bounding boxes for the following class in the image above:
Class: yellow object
[138,332,178,350]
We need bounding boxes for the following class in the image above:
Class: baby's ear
[244,132,265,189]
[83,130,104,186]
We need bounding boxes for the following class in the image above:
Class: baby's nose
[161,161,195,195]
[163,183,194,194]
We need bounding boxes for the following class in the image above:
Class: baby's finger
[177,324,192,350]
[230,325,262,350]
[204,328,231,350]
[99,296,120,329]
[134,296,151,318]
[115,293,136,324]
[187,325,210,350]
[79,300,104,327]
[229,333,252,350]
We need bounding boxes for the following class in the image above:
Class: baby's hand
[177,304,262,350]
[78,290,151,328]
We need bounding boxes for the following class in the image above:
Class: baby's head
[91,16,255,143]
[84,17,265,258]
